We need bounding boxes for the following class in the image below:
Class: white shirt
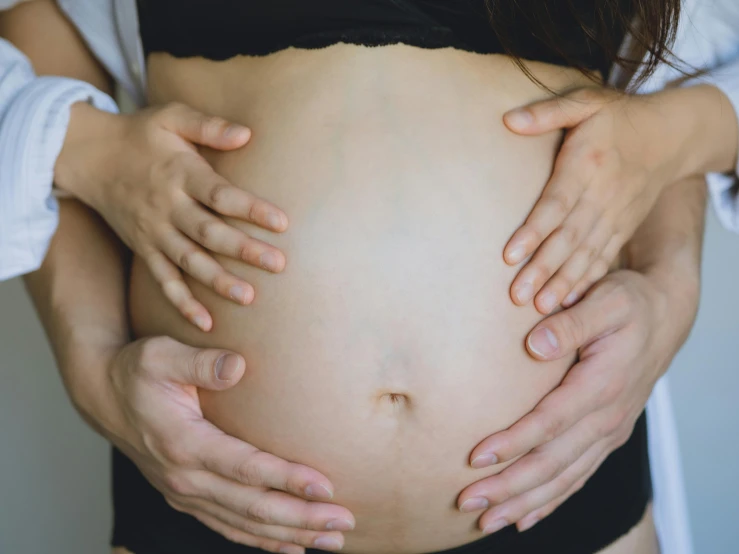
[0,2,734,553]
[1,0,738,278]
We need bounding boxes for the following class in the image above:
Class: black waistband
[111,412,651,554]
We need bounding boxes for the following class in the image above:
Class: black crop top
[137,1,632,78]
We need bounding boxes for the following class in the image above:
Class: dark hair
[486,0,681,89]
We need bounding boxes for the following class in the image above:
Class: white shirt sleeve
[0,38,118,280]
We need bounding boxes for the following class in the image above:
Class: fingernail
[518,516,540,532]
[507,246,526,265]
[538,291,557,314]
[305,483,334,500]
[483,519,509,535]
[515,281,534,304]
[229,285,248,304]
[259,251,282,272]
[224,124,250,139]
[471,452,498,469]
[215,354,241,381]
[193,315,210,331]
[527,327,559,358]
[267,212,286,231]
[563,291,580,306]
[326,518,355,531]
[313,536,343,551]
[505,109,533,129]
[460,497,490,513]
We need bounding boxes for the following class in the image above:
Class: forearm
[671,84,739,179]
[23,200,128,434]
[624,174,707,335]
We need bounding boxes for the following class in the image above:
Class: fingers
[159,102,252,150]
[185,507,305,554]
[504,173,582,269]
[158,227,258,305]
[189,500,346,552]
[562,236,620,307]
[173,200,286,274]
[197,432,339,502]
[183,164,288,232]
[503,88,609,135]
[525,279,630,360]
[533,220,613,313]
[478,441,610,534]
[137,337,246,390]
[509,199,602,310]
[465,369,602,470]
[143,249,213,331]
[516,463,597,532]
[194,473,355,532]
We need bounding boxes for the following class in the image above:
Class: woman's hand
[502,85,732,314]
[456,266,699,533]
[99,337,354,553]
[55,102,289,331]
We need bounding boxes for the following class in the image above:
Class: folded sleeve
[0,38,118,280]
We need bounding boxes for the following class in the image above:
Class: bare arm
[10,3,353,551]
[459,174,705,531]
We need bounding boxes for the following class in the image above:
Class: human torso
[128,3,647,553]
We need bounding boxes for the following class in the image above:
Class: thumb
[525,280,628,360]
[140,337,246,390]
[503,88,606,135]
[159,103,251,150]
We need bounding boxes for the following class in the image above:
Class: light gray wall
[0,210,737,554]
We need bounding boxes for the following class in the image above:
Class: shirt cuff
[0,77,118,280]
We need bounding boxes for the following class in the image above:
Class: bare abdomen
[130,45,584,553]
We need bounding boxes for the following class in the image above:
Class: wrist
[54,101,126,210]
[58,325,127,440]
[665,85,739,179]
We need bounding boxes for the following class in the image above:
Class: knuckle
[164,496,188,514]
[190,349,214,382]
[207,182,230,209]
[234,457,265,486]
[161,438,193,467]
[163,470,195,496]
[245,498,274,524]
[178,248,199,272]
[539,414,564,443]
[555,312,585,348]
[196,219,218,244]
[572,87,600,104]
[556,224,580,248]
[543,192,572,219]
[138,337,171,370]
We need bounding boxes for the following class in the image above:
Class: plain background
[1,209,738,553]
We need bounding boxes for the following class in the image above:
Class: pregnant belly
[130,46,585,554]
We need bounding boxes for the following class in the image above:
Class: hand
[99,337,354,553]
[456,268,698,533]
[56,102,289,332]
[502,87,691,314]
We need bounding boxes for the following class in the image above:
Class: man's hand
[97,336,354,554]
[457,268,698,534]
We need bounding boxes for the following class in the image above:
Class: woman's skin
[4,1,704,552]
[461,173,706,531]
[503,84,736,313]
[1,0,292,332]
[128,43,695,553]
